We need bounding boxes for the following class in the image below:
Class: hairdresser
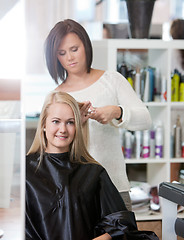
[44,19,152,211]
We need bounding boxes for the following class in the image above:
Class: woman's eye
[58,51,65,56]
[67,121,75,125]
[71,47,78,52]
[52,120,59,124]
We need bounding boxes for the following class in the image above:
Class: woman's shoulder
[99,70,128,88]
[80,159,105,173]
[100,70,124,80]
[26,153,40,167]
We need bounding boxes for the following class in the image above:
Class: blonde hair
[27,91,98,165]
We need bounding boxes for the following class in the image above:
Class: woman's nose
[67,52,73,61]
[59,123,66,132]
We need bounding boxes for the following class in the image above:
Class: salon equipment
[159,182,184,240]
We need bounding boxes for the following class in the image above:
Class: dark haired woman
[45,19,152,211]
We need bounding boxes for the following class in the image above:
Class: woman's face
[45,102,76,153]
[57,33,87,75]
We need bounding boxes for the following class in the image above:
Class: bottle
[124,131,132,159]
[182,141,184,158]
[174,115,182,158]
[161,75,167,102]
[127,70,133,88]
[134,131,142,159]
[150,128,155,158]
[119,62,128,78]
[154,68,161,99]
[171,69,180,102]
[155,123,164,158]
[142,130,150,158]
[179,75,184,102]
[148,67,155,102]
[135,68,141,99]
[143,70,150,102]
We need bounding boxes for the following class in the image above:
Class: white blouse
[68,71,152,192]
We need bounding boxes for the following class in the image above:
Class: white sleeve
[110,71,152,131]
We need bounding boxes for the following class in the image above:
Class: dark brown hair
[170,19,184,70]
[45,19,93,84]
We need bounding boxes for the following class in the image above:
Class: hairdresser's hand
[89,105,122,124]
[92,233,112,240]
[78,101,92,125]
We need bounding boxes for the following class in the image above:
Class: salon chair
[159,182,184,240]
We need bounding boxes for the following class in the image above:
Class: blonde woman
[26,91,159,240]
[26,91,135,240]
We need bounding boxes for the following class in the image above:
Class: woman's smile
[45,102,76,153]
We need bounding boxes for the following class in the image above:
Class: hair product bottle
[143,70,150,102]
[148,67,155,102]
[150,128,155,158]
[142,130,150,158]
[174,115,182,158]
[125,131,132,159]
[119,62,128,78]
[182,141,184,158]
[135,68,141,99]
[161,75,167,102]
[155,123,164,158]
[135,131,142,159]
[127,70,133,88]
[179,75,184,102]
[171,69,180,102]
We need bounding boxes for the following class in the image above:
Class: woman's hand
[89,105,122,124]
[78,101,92,125]
[92,233,112,240]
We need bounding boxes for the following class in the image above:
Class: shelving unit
[92,39,184,220]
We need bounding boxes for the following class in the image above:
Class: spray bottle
[127,70,134,88]
[124,131,132,159]
[171,69,180,102]
[135,68,141,99]
[179,75,184,102]
[142,130,150,158]
[161,75,167,102]
[155,122,164,158]
[143,70,150,102]
[150,127,155,158]
[135,131,142,159]
[174,115,182,158]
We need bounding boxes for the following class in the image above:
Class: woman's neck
[56,68,104,92]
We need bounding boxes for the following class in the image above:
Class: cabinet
[92,39,184,220]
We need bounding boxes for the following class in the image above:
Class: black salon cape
[26,152,159,240]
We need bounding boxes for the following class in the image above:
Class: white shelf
[125,158,167,164]
[92,39,184,221]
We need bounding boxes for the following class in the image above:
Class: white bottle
[142,130,150,158]
[125,131,132,159]
[155,123,164,158]
[135,131,142,159]
[143,70,150,102]
[174,115,182,158]
[161,75,167,102]
[135,68,141,99]
[150,128,155,158]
